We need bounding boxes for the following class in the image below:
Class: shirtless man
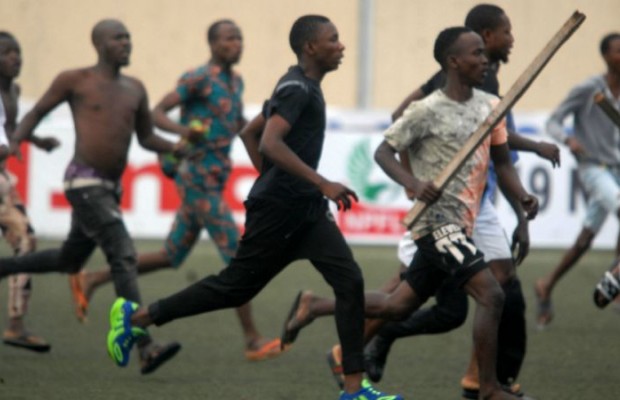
[70,20,281,362]
[0,31,58,353]
[0,20,183,374]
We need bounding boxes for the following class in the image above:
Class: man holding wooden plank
[534,32,620,312]
[357,6,567,399]
[283,26,538,400]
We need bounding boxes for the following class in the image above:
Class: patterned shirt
[384,89,507,239]
[174,61,244,191]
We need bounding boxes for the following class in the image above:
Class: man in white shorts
[535,32,620,309]
[535,197,620,328]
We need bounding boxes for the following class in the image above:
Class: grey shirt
[546,75,620,166]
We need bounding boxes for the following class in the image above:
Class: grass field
[0,239,618,399]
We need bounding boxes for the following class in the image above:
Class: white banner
[9,103,617,249]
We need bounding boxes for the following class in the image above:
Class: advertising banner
[9,103,617,249]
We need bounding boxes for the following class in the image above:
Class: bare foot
[534,278,553,329]
[280,290,315,350]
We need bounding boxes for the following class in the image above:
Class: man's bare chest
[72,81,140,115]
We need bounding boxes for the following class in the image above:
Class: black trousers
[378,277,526,384]
[149,197,366,374]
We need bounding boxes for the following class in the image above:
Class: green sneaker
[107,298,147,367]
[338,379,404,400]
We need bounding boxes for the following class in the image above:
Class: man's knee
[382,288,421,321]
[111,251,138,274]
[60,254,86,274]
[477,281,505,312]
[333,260,363,288]
[339,269,364,299]
[55,247,85,273]
[488,259,515,286]
[466,269,505,310]
[98,223,137,266]
[384,301,414,321]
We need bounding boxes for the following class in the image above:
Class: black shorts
[404,224,487,301]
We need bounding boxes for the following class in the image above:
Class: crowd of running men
[1,3,619,400]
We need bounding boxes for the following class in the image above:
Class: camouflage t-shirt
[384,88,507,239]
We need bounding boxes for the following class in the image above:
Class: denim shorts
[578,164,620,232]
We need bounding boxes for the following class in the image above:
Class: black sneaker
[363,335,392,383]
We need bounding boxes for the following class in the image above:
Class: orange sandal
[69,273,89,323]
[244,338,283,361]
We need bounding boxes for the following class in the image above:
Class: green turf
[0,240,618,399]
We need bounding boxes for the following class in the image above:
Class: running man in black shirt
[105,15,402,400]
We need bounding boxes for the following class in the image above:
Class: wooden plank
[402,11,586,229]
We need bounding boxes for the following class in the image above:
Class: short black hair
[0,31,16,42]
[207,19,236,43]
[464,4,506,34]
[434,26,473,69]
[289,15,330,57]
[600,32,620,56]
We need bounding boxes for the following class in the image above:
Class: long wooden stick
[594,92,620,128]
[402,10,586,229]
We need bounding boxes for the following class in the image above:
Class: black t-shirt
[420,62,501,96]
[248,66,326,202]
